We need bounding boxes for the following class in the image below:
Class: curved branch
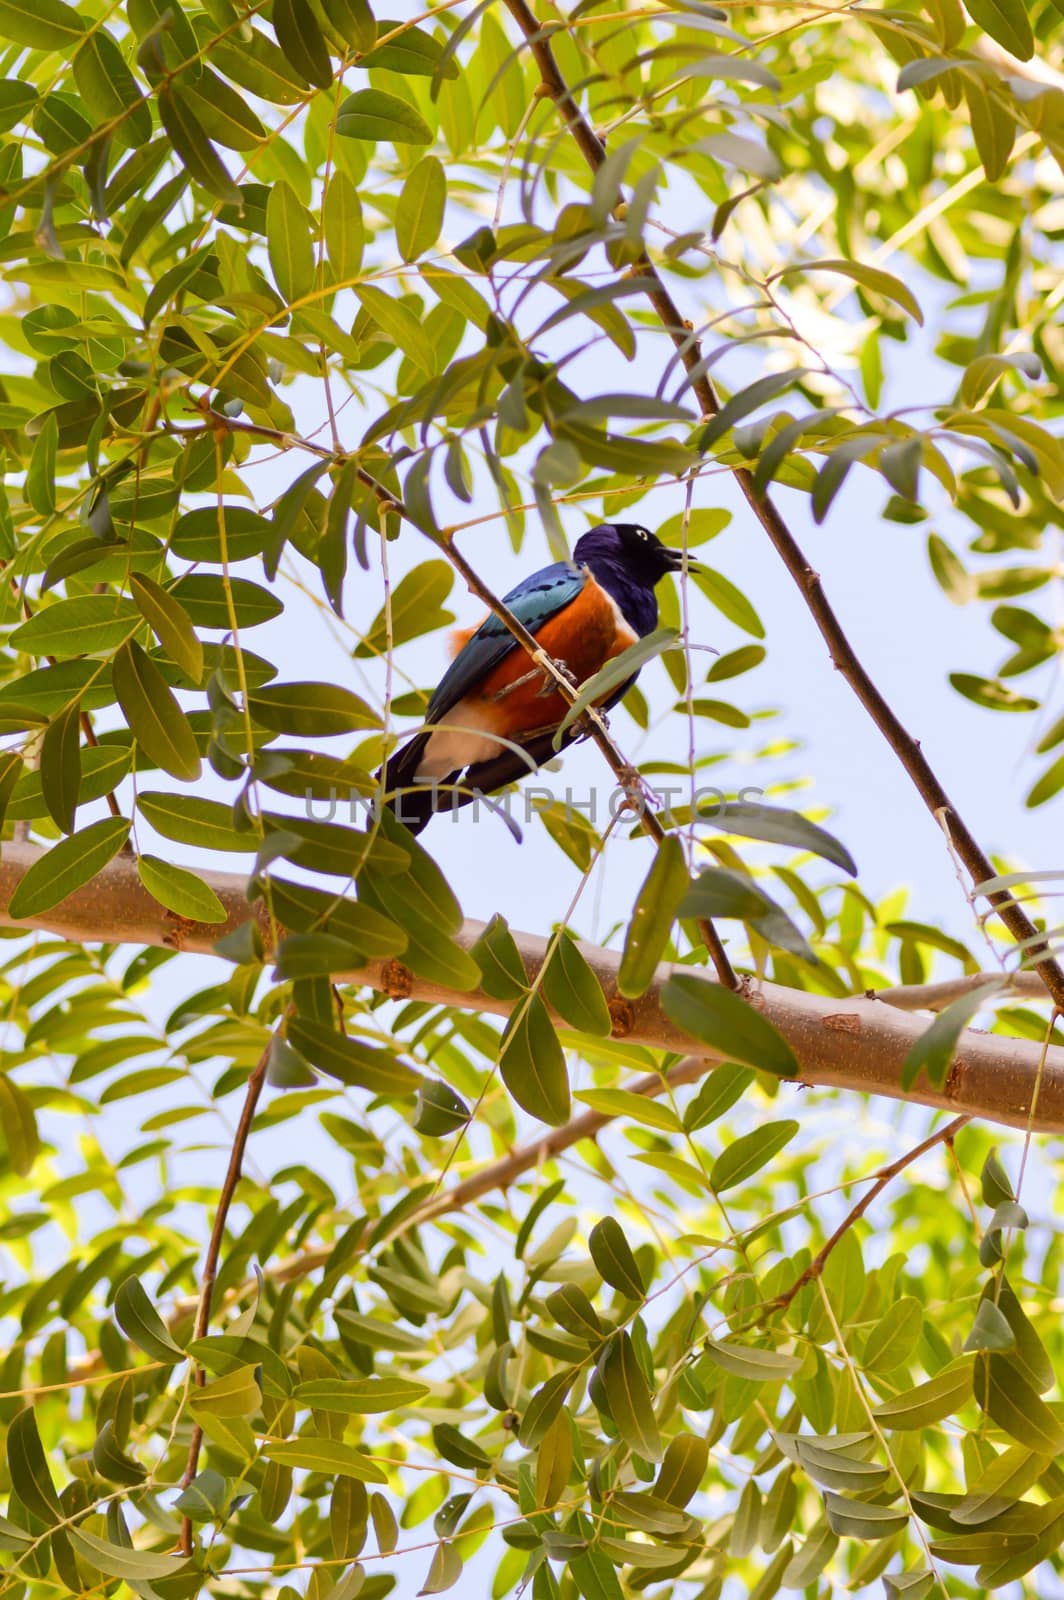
[877,971,1047,1011]
[769,1114,969,1316]
[0,842,1061,1132]
[178,1037,272,1555]
[498,0,1064,1013]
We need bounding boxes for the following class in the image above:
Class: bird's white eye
[636,527,648,540]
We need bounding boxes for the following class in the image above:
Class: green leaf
[248,681,379,736]
[862,1296,923,1373]
[710,1120,799,1192]
[698,799,857,875]
[6,1407,62,1525]
[413,1080,470,1135]
[661,974,800,1077]
[678,866,769,921]
[292,1377,430,1413]
[115,1275,187,1363]
[519,1370,578,1447]
[0,1073,39,1177]
[498,994,570,1125]
[470,915,528,1000]
[267,178,316,305]
[273,0,332,88]
[323,171,364,286]
[158,84,241,206]
[555,628,678,744]
[137,856,227,924]
[684,1062,753,1131]
[8,816,131,919]
[599,1332,662,1461]
[964,0,1033,58]
[700,371,807,449]
[321,0,376,50]
[965,78,1016,183]
[950,673,1038,712]
[171,504,271,562]
[355,282,434,373]
[690,566,765,637]
[574,1088,681,1132]
[781,259,924,324]
[396,155,446,261]
[589,1216,645,1299]
[40,700,81,833]
[26,410,57,517]
[287,1017,423,1096]
[570,1551,625,1600]
[130,573,203,683]
[976,1353,1064,1453]
[617,836,689,998]
[10,594,139,657]
[263,1439,388,1482]
[113,640,202,781]
[0,0,85,51]
[703,1340,802,1380]
[67,1526,188,1581]
[901,981,1004,1090]
[168,572,280,627]
[73,28,152,149]
[173,1468,228,1521]
[964,1299,1015,1353]
[364,20,457,76]
[137,791,250,852]
[337,88,433,143]
[873,1359,973,1429]
[542,935,612,1035]
[824,1492,908,1540]
[189,1366,262,1417]
[91,1419,146,1486]
[359,561,455,662]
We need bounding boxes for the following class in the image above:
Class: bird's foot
[535,655,578,697]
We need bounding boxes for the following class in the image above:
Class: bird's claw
[537,656,578,696]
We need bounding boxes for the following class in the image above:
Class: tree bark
[0,842,1060,1132]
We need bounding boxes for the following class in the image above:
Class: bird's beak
[666,548,703,575]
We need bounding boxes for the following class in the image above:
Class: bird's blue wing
[425,561,587,722]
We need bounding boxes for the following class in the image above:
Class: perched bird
[381,522,697,833]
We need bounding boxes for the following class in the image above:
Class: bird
[380,522,698,834]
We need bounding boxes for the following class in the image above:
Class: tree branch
[877,971,1047,1011]
[178,1036,272,1555]
[499,0,1064,1014]
[1,842,1062,1132]
[769,1114,969,1316]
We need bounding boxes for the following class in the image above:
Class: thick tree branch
[499,0,1064,1013]
[1,842,1062,1132]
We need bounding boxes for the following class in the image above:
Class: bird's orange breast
[460,577,638,742]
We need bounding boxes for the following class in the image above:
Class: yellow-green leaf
[113,640,202,781]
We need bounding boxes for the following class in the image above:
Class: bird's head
[572,522,700,586]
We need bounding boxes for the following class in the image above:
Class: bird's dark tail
[379,734,442,835]
[380,731,571,837]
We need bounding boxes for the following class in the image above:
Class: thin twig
[876,970,1047,1011]
[177,1037,272,1554]
[499,0,1064,1013]
[768,1114,969,1316]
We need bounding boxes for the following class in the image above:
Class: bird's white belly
[414,707,506,779]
